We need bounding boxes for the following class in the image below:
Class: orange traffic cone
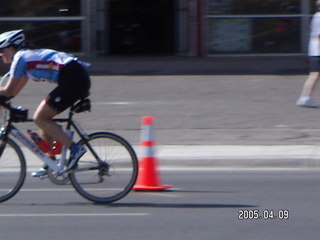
[133,116,172,191]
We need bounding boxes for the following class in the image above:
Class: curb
[22,145,320,171]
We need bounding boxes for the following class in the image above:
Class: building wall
[0,0,316,57]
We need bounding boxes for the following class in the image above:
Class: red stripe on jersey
[27,61,63,71]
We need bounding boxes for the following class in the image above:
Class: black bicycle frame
[0,104,101,172]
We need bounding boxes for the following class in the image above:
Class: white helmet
[0,29,25,49]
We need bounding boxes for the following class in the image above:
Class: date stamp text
[238,209,289,220]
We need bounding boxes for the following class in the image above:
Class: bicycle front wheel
[69,132,138,203]
[0,138,26,202]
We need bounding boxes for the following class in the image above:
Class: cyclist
[0,29,90,177]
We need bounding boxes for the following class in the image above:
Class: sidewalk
[155,145,320,170]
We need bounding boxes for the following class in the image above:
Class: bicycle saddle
[71,99,91,113]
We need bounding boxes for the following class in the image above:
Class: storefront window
[0,0,81,16]
[0,21,81,52]
[208,17,300,54]
[206,0,303,54]
[207,0,300,15]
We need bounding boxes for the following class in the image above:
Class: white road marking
[0,213,149,217]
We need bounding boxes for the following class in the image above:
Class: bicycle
[0,98,138,203]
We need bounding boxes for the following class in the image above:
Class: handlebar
[0,100,29,123]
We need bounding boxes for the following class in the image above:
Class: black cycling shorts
[45,61,91,113]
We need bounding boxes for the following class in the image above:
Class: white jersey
[10,48,77,83]
[309,12,320,56]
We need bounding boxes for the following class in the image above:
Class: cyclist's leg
[33,61,90,175]
[33,100,73,147]
[31,100,73,178]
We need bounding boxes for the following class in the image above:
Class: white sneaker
[296,97,320,108]
[31,168,48,178]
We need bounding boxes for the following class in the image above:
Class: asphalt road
[0,170,319,240]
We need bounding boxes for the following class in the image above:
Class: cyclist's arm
[0,53,28,98]
[0,76,28,98]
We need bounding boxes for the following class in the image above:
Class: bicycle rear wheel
[0,138,26,202]
[69,132,138,203]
